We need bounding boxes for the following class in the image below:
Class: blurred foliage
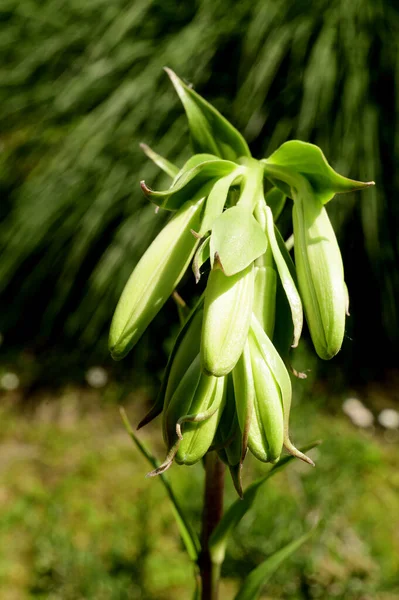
[0,0,398,382]
[0,384,398,599]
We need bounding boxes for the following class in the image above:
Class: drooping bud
[247,330,284,463]
[162,355,227,467]
[201,262,255,377]
[293,189,346,360]
[109,197,204,360]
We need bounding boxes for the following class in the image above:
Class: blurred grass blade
[120,407,200,561]
[209,441,319,565]
[234,526,318,600]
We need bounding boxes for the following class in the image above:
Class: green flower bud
[247,330,284,463]
[163,355,226,466]
[109,197,204,360]
[293,189,346,360]
[201,262,255,377]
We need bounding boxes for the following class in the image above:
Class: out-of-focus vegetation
[0,379,398,600]
[1,0,398,384]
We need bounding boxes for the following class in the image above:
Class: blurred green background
[0,0,398,598]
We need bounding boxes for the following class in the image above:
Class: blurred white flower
[378,408,399,430]
[85,366,108,388]
[342,397,374,428]
[1,372,20,391]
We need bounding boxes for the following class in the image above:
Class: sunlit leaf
[210,206,267,276]
[141,157,238,210]
[166,68,251,161]
[265,140,374,204]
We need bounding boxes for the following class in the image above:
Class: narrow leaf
[209,441,319,565]
[120,408,200,561]
[165,68,251,161]
[264,205,303,347]
[234,526,317,600]
[140,143,179,178]
[141,158,238,210]
[265,140,374,204]
[210,206,267,276]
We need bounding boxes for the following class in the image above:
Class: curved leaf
[266,140,374,204]
[165,68,251,161]
[141,158,238,210]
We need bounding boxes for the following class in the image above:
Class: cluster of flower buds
[109,69,373,495]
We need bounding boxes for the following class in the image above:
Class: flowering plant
[110,69,373,600]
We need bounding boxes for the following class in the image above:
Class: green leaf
[173,153,220,185]
[120,408,201,562]
[199,169,243,235]
[265,140,374,204]
[141,157,238,210]
[264,205,303,347]
[210,206,267,276]
[208,441,319,565]
[140,143,179,178]
[234,526,318,600]
[264,187,286,220]
[165,68,251,161]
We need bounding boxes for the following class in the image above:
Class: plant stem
[199,451,225,600]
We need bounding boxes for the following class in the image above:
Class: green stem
[199,451,225,600]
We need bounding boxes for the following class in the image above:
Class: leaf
[141,157,238,210]
[210,206,267,276]
[208,440,320,565]
[120,408,201,562]
[264,205,303,347]
[234,526,318,600]
[165,68,251,161]
[265,140,374,204]
[199,169,243,235]
[139,143,179,178]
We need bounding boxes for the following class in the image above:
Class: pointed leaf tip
[266,141,375,204]
[165,68,250,160]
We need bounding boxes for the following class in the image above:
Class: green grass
[0,385,398,599]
